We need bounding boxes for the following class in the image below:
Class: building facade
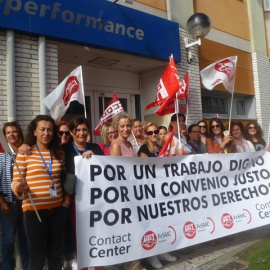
[0,0,269,141]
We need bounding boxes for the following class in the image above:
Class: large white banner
[75,151,270,268]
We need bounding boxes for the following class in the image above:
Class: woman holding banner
[186,124,207,154]
[138,122,161,157]
[197,120,209,148]
[11,115,69,270]
[110,112,146,270]
[206,118,233,154]
[0,121,29,270]
[244,121,266,151]
[138,122,177,268]
[229,121,255,153]
[63,116,104,270]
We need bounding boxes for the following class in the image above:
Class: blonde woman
[98,123,118,156]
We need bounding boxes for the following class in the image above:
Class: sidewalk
[147,224,270,270]
[105,224,270,270]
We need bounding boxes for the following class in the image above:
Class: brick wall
[252,52,270,139]
[0,32,58,131]
[178,28,203,126]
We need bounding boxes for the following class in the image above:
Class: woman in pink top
[110,112,137,157]
[110,112,146,270]
[98,123,118,156]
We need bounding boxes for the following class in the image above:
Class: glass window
[236,99,245,115]
[264,0,270,11]
[202,96,228,114]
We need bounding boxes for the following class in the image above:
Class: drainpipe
[39,36,47,114]
[6,30,15,122]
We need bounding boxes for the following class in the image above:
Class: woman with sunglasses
[138,122,161,157]
[58,121,71,145]
[98,122,118,156]
[228,121,255,153]
[187,124,207,154]
[206,118,233,153]
[244,121,266,151]
[197,120,209,147]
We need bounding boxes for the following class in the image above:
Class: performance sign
[75,151,270,268]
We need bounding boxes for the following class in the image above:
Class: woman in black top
[244,121,266,151]
[138,122,161,157]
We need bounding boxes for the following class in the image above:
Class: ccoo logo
[183,221,196,239]
[141,231,157,250]
[221,213,234,229]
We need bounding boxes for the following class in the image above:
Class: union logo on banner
[183,221,196,239]
[141,231,157,250]
[63,76,79,106]
[221,213,234,229]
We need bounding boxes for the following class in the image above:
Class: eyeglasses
[248,126,256,130]
[146,130,159,136]
[199,125,206,128]
[59,131,70,136]
[108,131,118,136]
[211,124,221,129]
[191,131,201,134]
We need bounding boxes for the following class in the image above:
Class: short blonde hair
[100,123,113,145]
[112,112,133,130]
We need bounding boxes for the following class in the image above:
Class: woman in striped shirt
[12,115,69,270]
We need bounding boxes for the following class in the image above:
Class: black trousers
[24,206,67,270]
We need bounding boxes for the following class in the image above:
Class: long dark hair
[3,121,24,146]
[25,115,62,159]
[244,121,263,141]
[197,120,209,138]
[208,118,225,140]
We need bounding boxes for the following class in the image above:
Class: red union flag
[44,66,84,121]
[158,127,175,157]
[145,56,181,110]
[200,56,237,93]
[93,93,124,136]
[155,72,189,116]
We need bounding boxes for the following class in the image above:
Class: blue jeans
[23,206,67,270]
[0,201,29,270]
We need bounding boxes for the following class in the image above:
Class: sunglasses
[249,126,256,130]
[146,130,159,136]
[199,125,206,128]
[211,124,221,129]
[59,131,70,136]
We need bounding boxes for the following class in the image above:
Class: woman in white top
[229,121,255,153]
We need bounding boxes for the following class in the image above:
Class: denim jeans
[0,201,29,270]
[23,206,67,270]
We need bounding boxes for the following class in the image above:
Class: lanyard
[190,140,203,154]
[214,136,227,153]
[35,144,52,179]
[73,143,87,156]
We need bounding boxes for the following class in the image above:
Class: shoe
[63,259,77,270]
[146,256,163,269]
[158,253,177,262]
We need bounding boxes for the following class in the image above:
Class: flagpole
[79,66,87,119]
[175,97,182,147]
[267,121,270,147]
[228,63,237,133]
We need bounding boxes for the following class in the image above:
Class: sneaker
[146,256,163,269]
[158,253,177,262]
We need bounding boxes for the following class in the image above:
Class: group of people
[0,112,267,270]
